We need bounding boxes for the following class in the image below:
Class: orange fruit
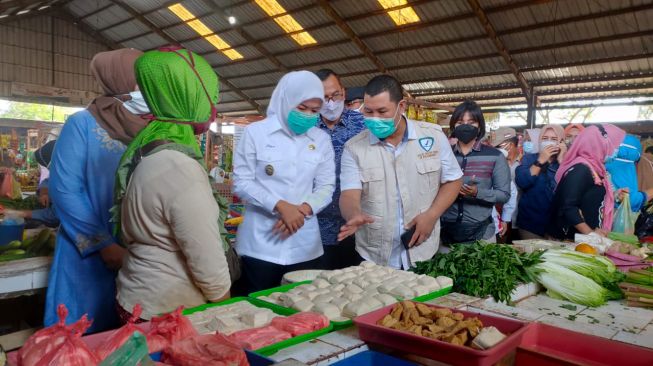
[575,243,598,255]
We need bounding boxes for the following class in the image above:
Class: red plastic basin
[354,302,530,366]
[515,322,653,366]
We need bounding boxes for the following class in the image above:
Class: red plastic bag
[270,312,329,337]
[18,305,98,366]
[34,317,99,366]
[162,333,248,366]
[227,325,291,350]
[95,304,146,361]
[146,307,198,353]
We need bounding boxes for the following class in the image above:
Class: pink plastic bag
[146,307,198,353]
[227,325,291,350]
[95,304,146,361]
[270,312,329,337]
[162,333,248,366]
[18,305,99,366]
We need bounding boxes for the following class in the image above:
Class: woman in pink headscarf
[547,124,625,240]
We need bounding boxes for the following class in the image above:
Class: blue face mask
[287,109,319,135]
[364,106,400,139]
[523,141,536,154]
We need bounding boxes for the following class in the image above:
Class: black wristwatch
[533,160,548,168]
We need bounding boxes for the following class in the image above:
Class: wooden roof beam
[108,0,265,115]
[198,0,287,72]
[96,0,181,33]
[316,0,386,74]
[78,3,114,20]
[56,8,122,49]
[467,0,530,100]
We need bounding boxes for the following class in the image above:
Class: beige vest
[345,120,443,266]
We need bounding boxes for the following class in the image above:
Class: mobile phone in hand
[401,226,417,249]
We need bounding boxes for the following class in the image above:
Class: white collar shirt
[233,117,336,265]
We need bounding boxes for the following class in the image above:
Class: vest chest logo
[419,137,434,152]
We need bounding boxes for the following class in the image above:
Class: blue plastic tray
[332,351,417,366]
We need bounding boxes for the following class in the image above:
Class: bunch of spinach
[413,241,544,303]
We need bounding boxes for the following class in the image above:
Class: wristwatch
[533,160,548,168]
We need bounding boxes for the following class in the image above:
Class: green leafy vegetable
[527,261,612,307]
[540,250,625,299]
[412,241,544,303]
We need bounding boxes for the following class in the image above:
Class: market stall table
[0,256,50,299]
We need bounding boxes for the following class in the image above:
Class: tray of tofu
[183,297,333,355]
[250,262,453,329]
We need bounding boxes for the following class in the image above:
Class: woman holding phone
[515,125,566,239]
[440,101,511,245]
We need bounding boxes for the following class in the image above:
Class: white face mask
[540,140,557,151]
[320,99,345,121]
[498,148,509,158]
[120,91,150,115]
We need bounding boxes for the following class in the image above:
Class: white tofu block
[282,294,303,307]
[365,297,384,310]
[312,303,341,320]
[377,284,394,294]
[241,309,274,327]
[360,261,376,268]
[418,276,440,288]
[313,278,330,288]
[390,286,416,299]
[318,270,334,280]
[436,276,454,288]
[375,293,398,306]
[292,299,314,312]
[287,288,303,296]
[344,284,363,294]
[413,285,430,297]
[342,300,374,318]
[269,292,283,301]
[208,316,242,335]
[353,278,369,288]
[314,294,334,303]
[332,284,346,292]
[340,273,357,282]
[304,291,319,300]
[343,292,363,302]
[362,289,379,298]
[330,297,349,310]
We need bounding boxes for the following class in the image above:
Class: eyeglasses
[325,91,344,102]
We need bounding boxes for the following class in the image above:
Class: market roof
[3,0,652,115]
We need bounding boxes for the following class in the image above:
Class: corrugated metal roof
[42,0,653,114]
[123,0,166,13]
[65,0,113,16]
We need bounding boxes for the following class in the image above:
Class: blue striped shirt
[317,109,366,245]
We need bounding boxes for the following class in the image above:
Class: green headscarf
[112,48,229,249]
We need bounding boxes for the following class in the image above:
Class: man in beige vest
[338,75,463,269]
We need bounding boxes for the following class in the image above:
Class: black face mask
[454,124,479,144]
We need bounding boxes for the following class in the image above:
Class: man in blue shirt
[314,69,366,269]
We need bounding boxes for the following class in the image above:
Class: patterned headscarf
[112,48,228,247]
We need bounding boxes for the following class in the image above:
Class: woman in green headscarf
[114,47,231,321]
